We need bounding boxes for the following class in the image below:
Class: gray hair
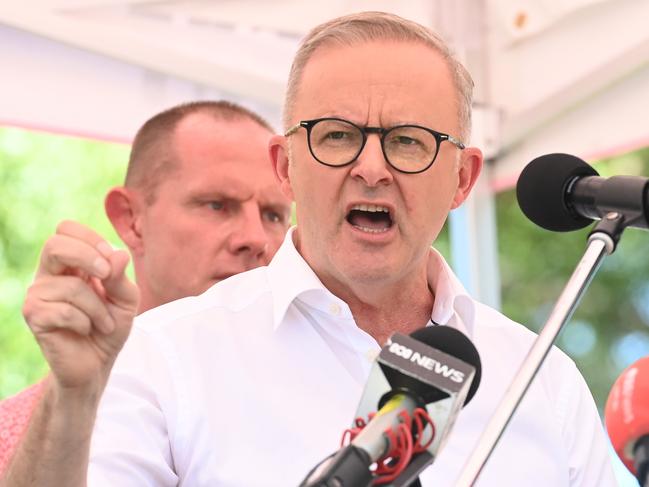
[283,11,474,140]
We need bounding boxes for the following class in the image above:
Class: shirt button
[329,302,341,316]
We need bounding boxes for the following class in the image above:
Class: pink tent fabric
[0,382,44,474]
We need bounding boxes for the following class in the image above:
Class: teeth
[355,226,390,233]
[351,204,390,213]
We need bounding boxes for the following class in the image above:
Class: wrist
[44,375,105,428]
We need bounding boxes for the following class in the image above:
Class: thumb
[102,250,139,311]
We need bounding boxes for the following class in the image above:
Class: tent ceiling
[1,0,648,184]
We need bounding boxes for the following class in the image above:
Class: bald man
[0,100,291,474]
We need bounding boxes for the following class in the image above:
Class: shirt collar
[267,227,332,330]
[267,227,476,338]
[426,247,475,338]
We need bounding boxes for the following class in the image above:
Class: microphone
[300,325,482,486]
[605,356,649,486]
[516,153,649,232]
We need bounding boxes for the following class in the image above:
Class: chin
[188,281,218,297]
[339,259,397,285]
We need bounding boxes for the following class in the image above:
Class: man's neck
[357,292,433,346]
[292,230,436,344]
[329,275,434,346]
[135,288,165,315]
[136,295,154,315]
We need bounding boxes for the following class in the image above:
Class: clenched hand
[22,220,139,392]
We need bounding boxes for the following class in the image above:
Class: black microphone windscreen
[516,153,598,232]
[409,326,482,405]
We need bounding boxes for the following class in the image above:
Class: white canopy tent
[1,0,648,308]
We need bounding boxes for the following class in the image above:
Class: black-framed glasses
[285,117,465,174]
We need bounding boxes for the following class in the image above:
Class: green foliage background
[497,148,649,408]
[1,124,648,413]
[0,127,128,398]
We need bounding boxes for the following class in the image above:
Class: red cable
[413,408,435,452]
[374,423,413,484]
[341,407,437,484]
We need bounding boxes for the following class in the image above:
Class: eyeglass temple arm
[447,134,466,150]
[284,123,303,137]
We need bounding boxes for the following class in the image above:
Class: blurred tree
[497,147,649,409]
[0,127,128,399]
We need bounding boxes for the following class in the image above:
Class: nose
[349,134,394,187]
[228,205,270,263]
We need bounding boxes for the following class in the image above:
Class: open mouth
[346,204,394,233]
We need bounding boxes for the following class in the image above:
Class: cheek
[402,178,455,226]
[146,218,205,258]
[146,234,184,265]
[290,168,325,218]
[266,223,287,243]
[423,167,458,205]
[268,235,284,254]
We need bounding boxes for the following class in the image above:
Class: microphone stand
[455,212,627,486]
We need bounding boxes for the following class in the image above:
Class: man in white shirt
[2,12,616,487]
[0,100,291,479]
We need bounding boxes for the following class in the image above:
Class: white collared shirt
[89,228,616,486]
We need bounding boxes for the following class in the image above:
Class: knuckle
[42,237,65,266]
[22,287,44,323]
[42,237,56,257]
[69,277,85,294]
[63,276,87,298]
[23,306,45,331]
[58,304,76,323]
[22,297,36,323]
[56,220,74,234]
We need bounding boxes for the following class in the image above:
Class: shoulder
[469,301,584,415]
[108,266,276,395]
[134,266,272,334]
[470,302,615,478]
[472,301,577,371]
[115,266,275,370]
[0,382,45,471]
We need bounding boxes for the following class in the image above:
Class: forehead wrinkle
[307,82,409,127]
[349,81,438,129]
[297,41,461,135]
[258,184,291,206]
[187,176,255,201]
[303,89,370,123]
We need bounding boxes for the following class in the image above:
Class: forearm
[4,222,139,487]
[1,377,102,487]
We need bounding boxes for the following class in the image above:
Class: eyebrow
[258,188,291,211]
[260,199,291,215]
[188,179,253,200]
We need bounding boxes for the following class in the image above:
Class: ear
[451,147,483,209]
[105,187,145,254]
[269,134,295,200]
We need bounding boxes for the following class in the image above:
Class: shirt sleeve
[557,359,617,486]
[88,325,179,487]
[0,382,44,474]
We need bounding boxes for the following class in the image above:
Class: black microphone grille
[516,153,599,232]
[409,326,482,405]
